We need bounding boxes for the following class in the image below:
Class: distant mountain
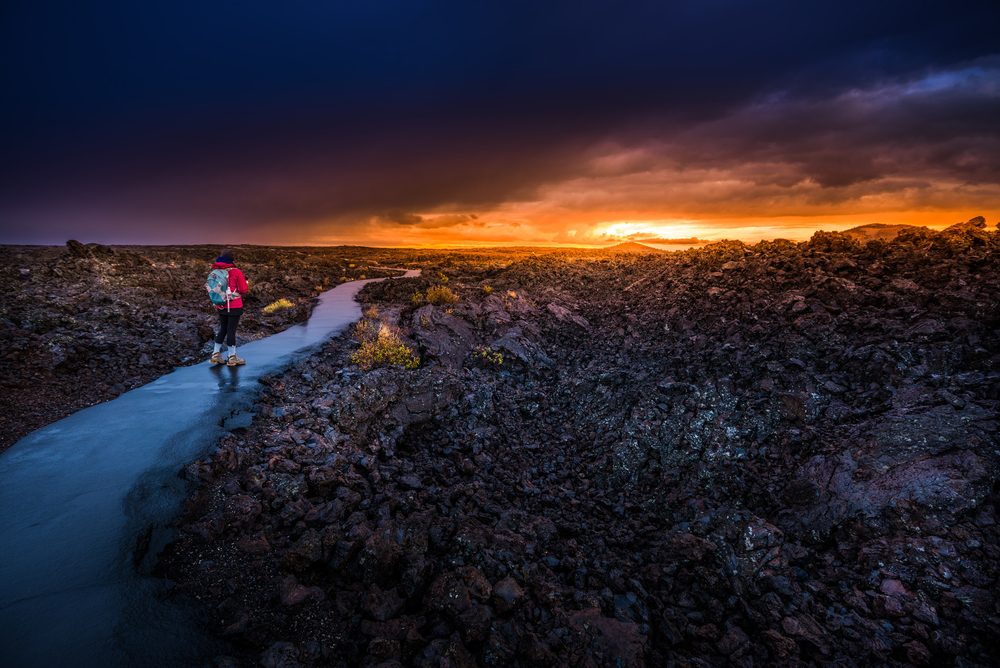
[602,241,666,254]
[841,223,924,242]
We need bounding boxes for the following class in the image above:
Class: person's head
[216,248,235,264]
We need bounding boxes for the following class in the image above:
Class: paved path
[0,270,419,667]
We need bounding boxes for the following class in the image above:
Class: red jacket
[212,262,249,310]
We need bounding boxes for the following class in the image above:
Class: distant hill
[841,223,925,242]
[602,241,666,254]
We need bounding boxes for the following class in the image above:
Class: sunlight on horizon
[591,220,705,242]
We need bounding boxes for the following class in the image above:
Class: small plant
[351,323,420,371]
[411,291,425,305]
[364,306,379,319]
[419,314,431,327]
[481,284,494,295]
[426,285,459,305]
[473,345,504,367]
[262,298,295,314]
[353,318,376,341]
[437,272,449,283]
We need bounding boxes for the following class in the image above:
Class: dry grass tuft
[425,285,459,305]
[351,321,420,371]
[262,298,295,314]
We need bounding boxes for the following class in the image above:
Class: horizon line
[0,225,946,251]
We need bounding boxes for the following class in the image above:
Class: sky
[1,0,998,247]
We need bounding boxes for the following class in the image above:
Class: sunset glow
[1,3,997,246]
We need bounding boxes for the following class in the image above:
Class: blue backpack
[206,268,232,307]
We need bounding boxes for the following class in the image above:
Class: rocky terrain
[0,242,404,450]
[839,223,925,243]
[158,217,1000,666]
[0,240,647,450]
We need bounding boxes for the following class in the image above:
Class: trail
[0,270,419,667]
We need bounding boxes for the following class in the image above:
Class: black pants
[215,308,243,347]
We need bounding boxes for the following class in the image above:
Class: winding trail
[0,270,419,667]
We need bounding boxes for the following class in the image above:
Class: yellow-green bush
[351,323,420,371]
[481,284,494,295]
[262,298,295,314]
[473,345,504,367]
[425,285,459,305]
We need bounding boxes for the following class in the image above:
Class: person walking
[206,248,249,366]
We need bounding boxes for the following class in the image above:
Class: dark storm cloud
[0,0,998,243]
[378,212,426,226]
[372,212,479,228]
[652,59,1000,189]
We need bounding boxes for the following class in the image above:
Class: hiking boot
[227,354,246,367]
[209,352,225,365]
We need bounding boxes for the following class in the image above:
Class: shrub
[351,323,420,370]
[425,285,459,305]
[481,284,494,295]
[473,345,504,367]
[411,291,425,305]
[353,318,376,341]
[262,298,295,314]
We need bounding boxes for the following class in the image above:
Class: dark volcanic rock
[159,224,1000,666]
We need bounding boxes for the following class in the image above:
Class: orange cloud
[299,62,1000,247]
[5,60,998,247]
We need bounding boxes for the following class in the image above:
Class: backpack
[206,268,232,307]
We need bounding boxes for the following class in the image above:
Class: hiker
[205,248,249,366]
